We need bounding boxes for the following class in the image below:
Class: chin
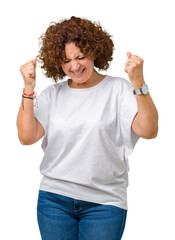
[71,74,90,83]
[68,68,94,84]
[71,79,88,86]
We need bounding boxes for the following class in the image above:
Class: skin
[125,52,158,138]
[61,42,105,88]
[17,42,158,145]
[62,42,158,139]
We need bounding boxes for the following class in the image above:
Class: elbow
[20,140,35,145]
[17,124,37,145]
[149,121,159,139]
[143,126,159,139]
[146,132,158,139]
[18,134,35,145]
[19,138,32,145]
[140,114,159,139]
[151,128,158,139]
[20,139,31,145]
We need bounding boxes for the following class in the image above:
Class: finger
[127,52,132,58]
[32,59,37,66]
[22,65,35,74]
[125,62,137,73]
[130,55,144,63]
[21,65,36,78]
[126,67,133,74]
[125,62,129,67]
[126,55,138,62]
[124,66,129,73]
[126,58,141,66]
[25,71,35,78]
[21,59,36,69]
[131,56,140,63]
[130,54,138,58]
[29,73,35,78]
[127,52,141,60]
[129,61,137,69]
[125,66,132,74]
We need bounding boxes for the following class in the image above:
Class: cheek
[84,59,94,69]
[61,64,69,73]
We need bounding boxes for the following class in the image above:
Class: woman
[17,16,158,240]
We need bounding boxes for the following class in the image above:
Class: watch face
[141,85,149,94]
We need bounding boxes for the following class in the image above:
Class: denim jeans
[37,190,127,240]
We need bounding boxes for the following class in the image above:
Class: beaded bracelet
[23,88,35,96]
[22,95,34,99]
[21,92,38,110]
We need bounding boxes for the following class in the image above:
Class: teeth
[73,69,84,75]
[75,72,81,74]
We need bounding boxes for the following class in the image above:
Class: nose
[70,60,81,72]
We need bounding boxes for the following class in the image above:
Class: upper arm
[132,112,152,139]
[19,118,45,145]
[131,112,156,139]
[131,112,140,135]
[131,112,146,139]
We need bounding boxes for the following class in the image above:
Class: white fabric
[34,75,139,210]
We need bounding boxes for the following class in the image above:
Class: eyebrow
[65,55,85,60]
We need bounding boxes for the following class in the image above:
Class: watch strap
[133,89,142,95]
[133,84,149,95]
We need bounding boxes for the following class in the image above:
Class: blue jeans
[37,190,127,240]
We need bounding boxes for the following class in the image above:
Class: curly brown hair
[37,16,114,82]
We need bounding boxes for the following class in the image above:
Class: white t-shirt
[34,75,139,210]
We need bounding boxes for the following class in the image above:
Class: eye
[64,60,70,64]
[78,56,86,60]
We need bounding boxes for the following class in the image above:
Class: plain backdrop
[0,0,174,239]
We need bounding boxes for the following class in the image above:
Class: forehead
[64,42,83,58]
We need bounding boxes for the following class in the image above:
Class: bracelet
[21,93,38,110]
[22,94,34,100]
[23,88,35,96]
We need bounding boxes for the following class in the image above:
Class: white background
[0,0,175,239]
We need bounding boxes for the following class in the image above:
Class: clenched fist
[125,52,144,86]
[20,59,37,92]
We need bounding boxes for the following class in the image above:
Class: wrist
[21,88,38,110]
[131,79,145,90]
[24,86,35,94]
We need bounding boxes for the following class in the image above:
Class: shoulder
[106,75,133,93]
[39,80,66,101]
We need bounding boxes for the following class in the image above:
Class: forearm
[131,79,158,138]
[17,59,38,144]
[125,52,158,138]
[17,97,37,145]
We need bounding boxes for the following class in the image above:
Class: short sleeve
[119,80,140,155]
[34,90,50,135]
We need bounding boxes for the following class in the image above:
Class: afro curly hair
[37,16,114,82]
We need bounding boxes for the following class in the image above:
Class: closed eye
[78,56,86,60]
[64,60,70,63]
[63,56,86,64]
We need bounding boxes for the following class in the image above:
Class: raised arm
[17,59,44,145]
[125,52,158,139]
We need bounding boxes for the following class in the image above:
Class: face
[61,42,95,85]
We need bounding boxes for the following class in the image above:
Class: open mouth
[72,68,85,76]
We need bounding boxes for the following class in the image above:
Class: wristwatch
[133,84,149,95]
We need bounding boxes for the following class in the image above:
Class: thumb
[127,52,132,58]
[32,59,37,66]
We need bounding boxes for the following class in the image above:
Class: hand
[124,52,145,87]
[20,59,37,92]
